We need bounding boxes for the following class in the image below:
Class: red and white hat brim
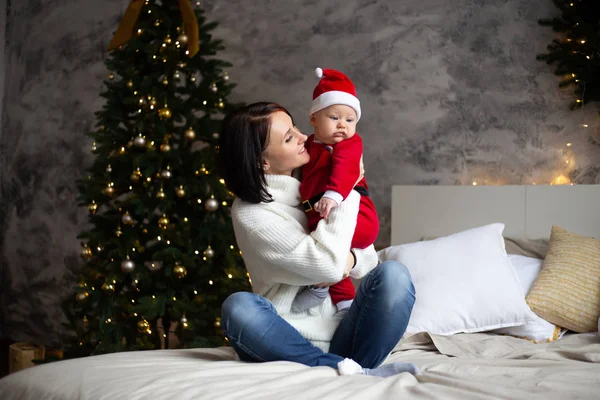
[310,90,361,121]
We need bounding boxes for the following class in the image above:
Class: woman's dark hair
[218,102,293,203]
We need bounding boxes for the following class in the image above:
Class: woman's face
[262,111,309,176]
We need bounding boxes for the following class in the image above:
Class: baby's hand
[314,197,338,220]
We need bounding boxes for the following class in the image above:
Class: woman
[218,102,417,377]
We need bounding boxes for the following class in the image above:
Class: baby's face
[310,104,357,145]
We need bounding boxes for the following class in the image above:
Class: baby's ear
[309,114,317,127]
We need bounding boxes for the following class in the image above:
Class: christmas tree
[63,0,250,357]
[537,0,600,110]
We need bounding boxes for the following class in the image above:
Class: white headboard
[390,184,600,245]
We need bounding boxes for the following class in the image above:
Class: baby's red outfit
[300,133,379,305]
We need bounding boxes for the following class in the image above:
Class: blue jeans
[221,261,415,369]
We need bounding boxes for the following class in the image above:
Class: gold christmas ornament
[104,184,115,196]
[149,98,157,107]
[133,134,146,147]
[212,132,219,139]
[190,75,196,82]
[76,292,89,302]
[158,214,169,228]
[154,19,160,27]
[115,226,123,237]
[122,211,134,225]
[91,142,97,152]
[158,107,172,119]
[156,188,166,200]
[130,168,142,182]
[210,83,218,93]
[173,263,187,279]
[126,80,133,88]
[180,315,188,324]
[108,73,115,80]
[205,197,219,212]
[165,35,172,44]
[218,100,225,109]
[162,78,169,86]
[160,167,172,179]
[204,245,215,258]
[184,127,196,140]
[88,201,98,215]
[137,319,150,332]
[121,257,135,273]
[174,71,180,79]
[160,142,171,153]
[176,185,186,198]
[214,317,221,328]
[223,72,229,81]
[146,140,156,152]
[101,282,115,294]
[178,33,188,44]
[106,164,112,173]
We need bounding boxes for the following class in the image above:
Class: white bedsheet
[1,332,599,399]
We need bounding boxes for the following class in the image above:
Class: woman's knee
[376,261,415,297]
[221,292,271,329]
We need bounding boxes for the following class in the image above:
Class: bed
[1,184,599,399]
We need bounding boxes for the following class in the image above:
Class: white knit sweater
[231,175,378,352]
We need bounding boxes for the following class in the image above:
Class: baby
[292,68,380,315]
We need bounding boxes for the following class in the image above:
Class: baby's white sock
[337,358,420,378]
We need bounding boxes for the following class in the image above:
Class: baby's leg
[291,286,329,313]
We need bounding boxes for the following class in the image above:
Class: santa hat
[310,67,361,120]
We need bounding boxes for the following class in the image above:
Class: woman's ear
[261,159,270,171]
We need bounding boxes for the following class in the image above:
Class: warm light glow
[576,99,582,103]
[552,175,570,185]
[580,40,586,44]
[152,295,156,299]
[567,143,572,147]
[158,236,162,241]
[173,297,176,301]
[209,280,213,285]
[195,250,199,254]
[107,318,112,323]
[582,124,588,128]
[197,199,202,204]
[222,201,228,206]
[194,290,198,294]
[219,179,225,184]
[472,182,478,186]
[571,73,576,77]
[184,217,188,222]
[228,274,233,279]
[230,245,234,249]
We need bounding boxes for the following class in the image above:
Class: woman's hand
[355,155,364,187]
[314,252,355,287]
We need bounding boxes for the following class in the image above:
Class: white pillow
[493,255,565,342]
[378,223,534,335]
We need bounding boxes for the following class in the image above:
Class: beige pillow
[526,226,600,332]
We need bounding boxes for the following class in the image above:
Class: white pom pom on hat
[310,67,361,120]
